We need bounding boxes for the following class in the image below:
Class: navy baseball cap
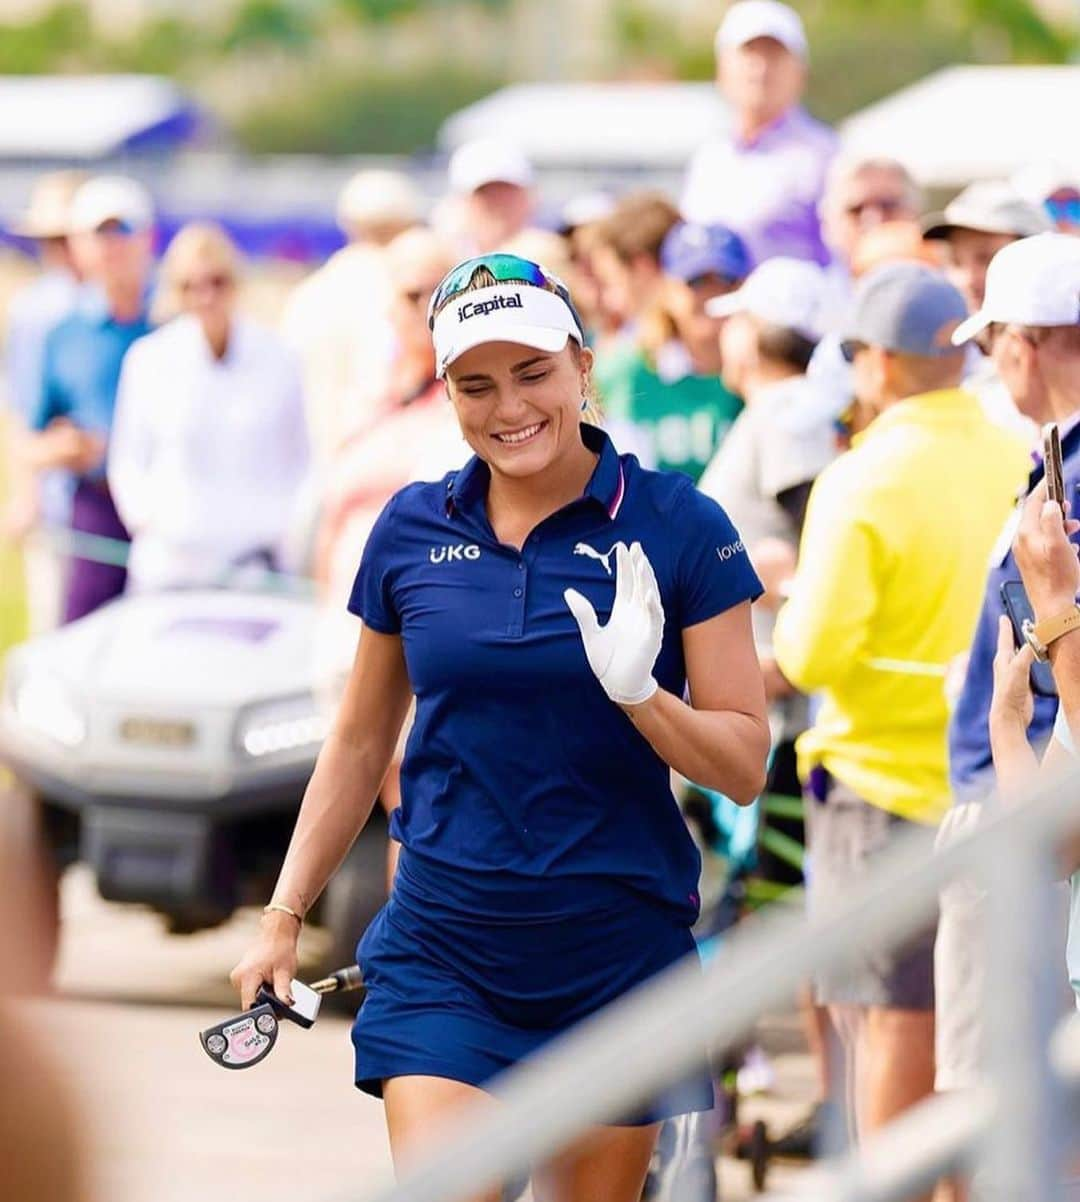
[841,262,967,361]
[660,222,751,284]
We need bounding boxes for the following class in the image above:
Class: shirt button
[513,587,523,598]
[517,561,525,571]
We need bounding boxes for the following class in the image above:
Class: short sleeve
[29,327,67,431]
[346,493,402,634]
[758,414,836,502]
[672,483,763,628]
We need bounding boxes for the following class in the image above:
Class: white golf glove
[564,540,664,706]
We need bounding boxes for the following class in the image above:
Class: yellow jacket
[773,389,1030,824]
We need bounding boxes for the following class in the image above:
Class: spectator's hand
[1014,481,1080,620]
[2,489,39,543]
[43,419,106,475]
[989,615,1035,733]
[751,538,797,612]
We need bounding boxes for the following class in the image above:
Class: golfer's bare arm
[270,627,412,919]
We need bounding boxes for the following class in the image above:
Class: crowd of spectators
[6,1,1080,1196]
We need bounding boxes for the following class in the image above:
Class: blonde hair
[153,222,241,324]
[433,260,603,424]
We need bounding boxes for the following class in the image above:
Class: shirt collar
[75,282,151,328]
[446,423,626,521]
[733,105,802,151]
[851,388,977,449]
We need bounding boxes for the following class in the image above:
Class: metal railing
[334,762,1080,1202]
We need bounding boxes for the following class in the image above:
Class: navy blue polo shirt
[949,419,1080,802]
[349,424,762,922]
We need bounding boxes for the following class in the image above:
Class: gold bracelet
[262,901,303,925]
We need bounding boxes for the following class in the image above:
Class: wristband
[1023,603,1080,662]
[263,901,303,925]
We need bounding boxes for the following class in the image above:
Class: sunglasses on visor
[427,253,586,340]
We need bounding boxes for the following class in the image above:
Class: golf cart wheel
[319,807,389,1009]
[749,1119,770,1192]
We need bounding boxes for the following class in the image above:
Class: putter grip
[310,964,364,995]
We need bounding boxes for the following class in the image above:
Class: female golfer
[231,254,769,1202]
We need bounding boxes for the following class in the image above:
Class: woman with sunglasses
[231,253,769,1202]
[108,222,309,592]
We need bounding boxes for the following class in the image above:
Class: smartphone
[1000,579,1058,697]
[1043,422,1065,512]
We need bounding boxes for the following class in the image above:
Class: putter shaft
[308,964,364,995]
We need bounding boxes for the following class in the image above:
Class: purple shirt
[680,105,838,267]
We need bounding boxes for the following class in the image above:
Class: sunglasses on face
[179,273,233,295]
[427,252,585,339]
[1046,196,1080,225]
[845,197,906,220]
[400,286,438,307]
[93,218,137,237]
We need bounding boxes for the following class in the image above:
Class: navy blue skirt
[351,851,713,1125]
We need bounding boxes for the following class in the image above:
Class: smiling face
[445,340,593,481]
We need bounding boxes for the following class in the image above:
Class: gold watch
[1022,603,1080,662]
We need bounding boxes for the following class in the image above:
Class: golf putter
[199,964,364,1070]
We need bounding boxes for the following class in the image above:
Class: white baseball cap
[705,257,832,341]
[431,284,582,379]
[336,169,423,232]
[68,175,154,234]
[922,180,1051,241]
[951,232,1080,345]
[448,138,534,194]
[715,0,808,60]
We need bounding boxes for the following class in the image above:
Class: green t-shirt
[595,341,743,481]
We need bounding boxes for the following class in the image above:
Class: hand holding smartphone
[1043,422,1065,513]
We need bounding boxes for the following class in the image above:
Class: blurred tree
[0,3,89,74]
[90,18,209,75]
[336,0,511,21]
[609,0,1074,121]
[224,0,315,51]
[232,60,506,152]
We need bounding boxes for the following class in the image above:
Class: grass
[0,415,29,671]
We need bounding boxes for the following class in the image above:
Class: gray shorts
[805,773,936,1010]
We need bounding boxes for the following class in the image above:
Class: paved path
[16,866,815,1202]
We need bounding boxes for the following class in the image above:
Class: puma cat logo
[572,542,618,576]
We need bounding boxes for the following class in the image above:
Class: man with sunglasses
[21,175,155,622]
[938,236,1080,1141]
[820,155,923,274]
[923,182,1051,443]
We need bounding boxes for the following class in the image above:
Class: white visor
[432,285,582,378]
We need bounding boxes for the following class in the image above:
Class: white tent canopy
[438,82,727,169]
[840,65,1080,189]
[0,74,203,161]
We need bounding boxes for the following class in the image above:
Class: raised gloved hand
[564,540,664,706]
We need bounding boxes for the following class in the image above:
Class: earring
[580,396,587,411]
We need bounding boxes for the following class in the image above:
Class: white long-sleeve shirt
[109,314,309,592]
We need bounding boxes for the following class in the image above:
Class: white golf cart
[0,586,386,974]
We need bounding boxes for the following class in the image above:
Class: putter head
[200,1003,279,1069]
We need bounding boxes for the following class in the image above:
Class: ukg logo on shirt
[458,293,524,321]
[429,544,481,564]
